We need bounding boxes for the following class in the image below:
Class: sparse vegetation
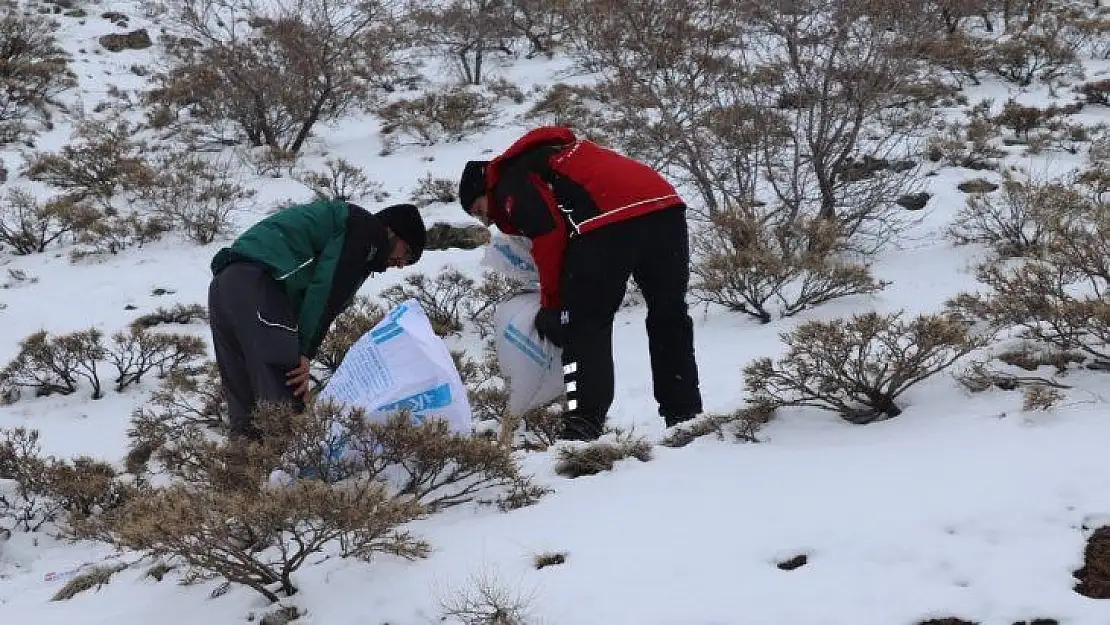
[377,87,496,150]
[744,312,985,424]
[553,433,653,478]
[0,12,74,143]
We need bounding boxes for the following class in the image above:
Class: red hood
[484,126,577,224]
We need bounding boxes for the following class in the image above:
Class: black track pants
[559,206,703,433]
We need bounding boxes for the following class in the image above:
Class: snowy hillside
[3,0,1110,624]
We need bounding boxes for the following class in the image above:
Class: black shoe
[558,413,604,442]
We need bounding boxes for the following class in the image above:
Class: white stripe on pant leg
[563,362,576,375]
[567,399,578,411]
[565,381,576,393]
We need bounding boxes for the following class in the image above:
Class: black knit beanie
[458,160,490,213]
[374,203,426,263]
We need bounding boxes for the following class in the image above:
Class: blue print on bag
[375,382,453,418]
[494,241,536,273]
[370,302,410,344]
[504,323,553,368]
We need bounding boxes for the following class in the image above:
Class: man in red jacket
[458,126,702,441]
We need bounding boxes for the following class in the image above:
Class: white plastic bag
[480,233,541,288]
[317,298,472,433]
[494,292,564,415]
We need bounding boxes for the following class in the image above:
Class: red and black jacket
[482,126,684,309]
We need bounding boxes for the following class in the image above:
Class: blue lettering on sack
[370,302,410,344]
[375,382,453,416]
[494,242,536,273]
[504,323,553,368]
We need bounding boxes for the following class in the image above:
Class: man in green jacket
[208,200,426,440]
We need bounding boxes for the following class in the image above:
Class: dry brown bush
[553,432,652,479]
[454,346,562,450]
[0,188,99,255]
[131,303,208,331]
[377,87,496,150]
[0,329,107,399]
[0,427,61,532]
[147,0,398,154]
[691,205,889,323]
[1078,79,1110,106]
[744,311,985,424]
[24,115,155,209]
[407,0,515,85]
[51,564,128,602]
[107,328,207,392]
[294,157,387,204]
[566,0,933,254]
[439,568,538,625]
[379,268,523,337]
[126,364,226,476]
[0,12,74,143]
[947,170,1083,257]
[947,188,1110,363]
[988,31,1083,87]
[68,211,171,261]
[98,399,541,602]
[1022,384,1065,411]
[410,172,458,207]
[138,150,255,244]
[659,403,775,448]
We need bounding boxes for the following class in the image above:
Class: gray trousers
[208,262,303,438]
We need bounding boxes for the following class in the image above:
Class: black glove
[534,307,565,348]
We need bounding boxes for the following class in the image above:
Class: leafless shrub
[919,30,993,88]
[0,427,61,532]
[126,365,227,476]
[377,87,496,150]
[108,328,207,393]
[51,564,128,602]
[1078,78,1110,106]
[439,569,538,625]
[410,172,457,207]
[659,403,775,448]
[147,0,399,154]
[408,0,515,85]
[947,170,1082,257]
[68,211,171,261]
[0,188,98,255]
[94,431,429,603]
[0,329,107,400]
[24,115,155,209]
[279,404,530,512]
[744,311,985,424]
[946,183,1110,362]
[522,82,612,131]
[294,157,387,203]
[379,268,476,335]
[131,303,209,331]
[0,12,74,143]
[988,31,1083,87]
[504,0,573,58]
[955,358,1073,394]
[1022,384,1065,411]
[139,150,255,244]
[454,346,562,450]
[691,205,888,323]
[568,0,934,253]
[992,99,1066,139]
[553,433,653,479]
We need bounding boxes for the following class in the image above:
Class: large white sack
[481,233,541,287]
[317,298,472,433]
[494,292,564,415]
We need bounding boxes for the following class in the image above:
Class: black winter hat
[375,203,426,264]
[458,160,490,213]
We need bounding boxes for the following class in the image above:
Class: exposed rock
[957,178,999,194]
[424,223,490,251]
[896,192,931,211]
[99,29,152,52]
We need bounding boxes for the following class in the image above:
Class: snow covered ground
[2,1,1110,624]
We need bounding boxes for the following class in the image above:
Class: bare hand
[286,356,312,398]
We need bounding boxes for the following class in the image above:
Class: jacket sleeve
[251,200,343,282]
[297,232,346,359]
[494,158,568,310]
